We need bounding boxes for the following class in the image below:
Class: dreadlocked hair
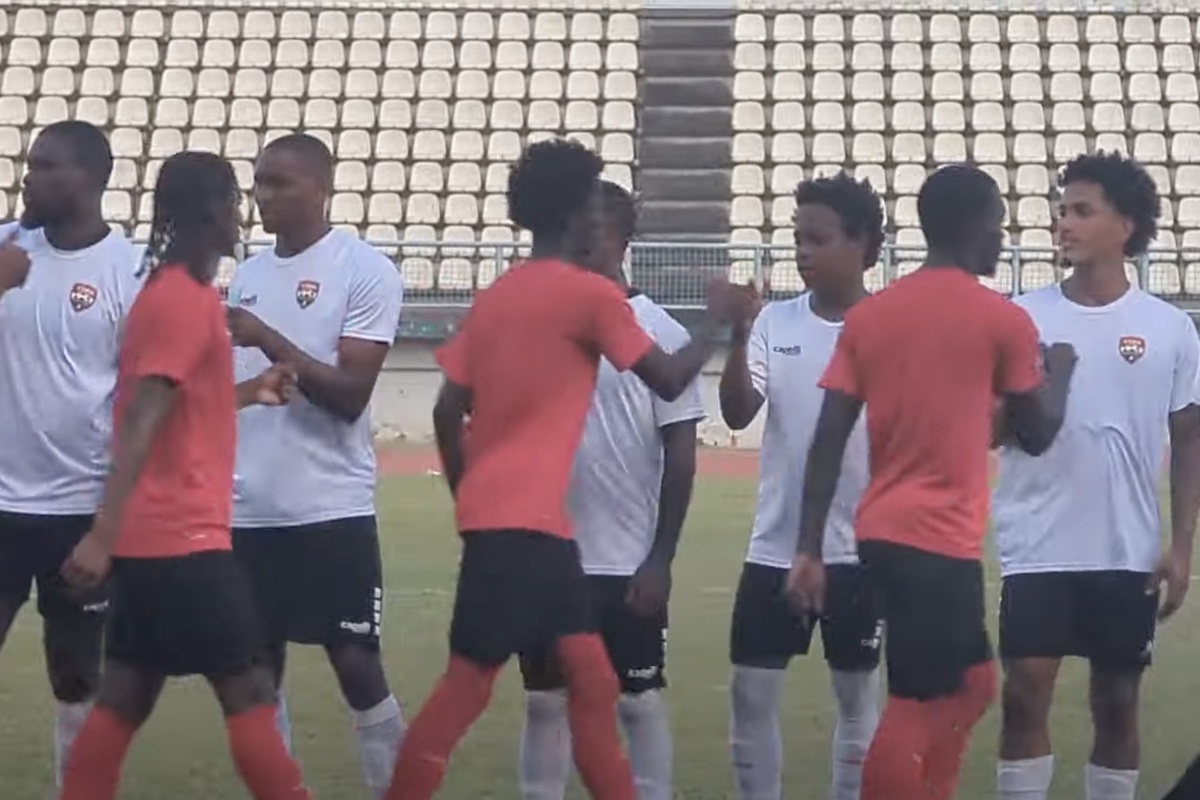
[141,151,239,279]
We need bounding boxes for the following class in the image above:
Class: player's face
[253,149,324,235]
[214,191,243,259]
[1056,180,1132,268]
[566,182,605,270]
[793,203,865,291]
[21,133,87,229]
[592,216,626,282]
[968,191,1006,277]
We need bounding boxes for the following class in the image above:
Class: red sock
[558,634,636,800]
[384,655,498,800]
[861,697,933,800]
[925,661,997,800]
[226,704,312,800]
[60,706,136,800]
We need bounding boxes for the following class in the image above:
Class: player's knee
[45,636,103,702]
[1089,673,1140,735]
[1001,664,1054,731]
[731,666,780,721]
[211,669,278,717]
[526,689,568,722]
[326,641,389,709]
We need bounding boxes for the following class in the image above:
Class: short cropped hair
[918,164,1001,250]
[263,133,335,188]
[793,172,885,266]
[1060,152,1160,257]
[41,120,113,187]
[507,138,604,236]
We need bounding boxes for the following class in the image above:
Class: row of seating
[736,12,1200,45]
[1,8,640,41]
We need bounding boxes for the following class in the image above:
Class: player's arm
[650,419,699,567]
[992,304,1075,456]
[0,227,29,300]
[432,326,472,496]
[234,364,296,410]
[1158,324,1200,619]
[231,260,404,423]
[719,307,767,430]
[796,389,863,559]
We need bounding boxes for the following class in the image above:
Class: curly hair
[1059,152,1160,257]
[793,171,886,267]
[506,138,604,237]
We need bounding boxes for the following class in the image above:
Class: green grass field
[2,474,1200,799]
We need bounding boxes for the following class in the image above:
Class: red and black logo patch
[69,282,97,312]
[1119,335,1146,364]
[296,280,320,309]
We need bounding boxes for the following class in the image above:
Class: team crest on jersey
[296,280,320,309]
[69,282,97,312]
[1119,335,1146,364]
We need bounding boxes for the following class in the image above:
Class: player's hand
[62,532,112,589]
[0,228,30,292]
[1042,342,1078,375]
[626,558,672,617]
[785,554,826,617]
[1149,545,1191,620]
[227,306,274,349]
[731,279,767,339]
[703,278,753,326]
[253,363,297,406]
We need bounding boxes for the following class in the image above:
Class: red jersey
[111,265,236,558]
[436,260,654,539]
[820,267,1042,560]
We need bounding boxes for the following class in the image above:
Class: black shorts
[450,529,594,668]
[999,570,1158,672]
[520,574,668,695]
[729,561,883,672]
[859,540,992,701]
[232,516,383,649]
[105,550,261,678]
[0,511,109,623]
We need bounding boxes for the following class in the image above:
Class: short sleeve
[746,307,770,396]
[584,278,654,371]
[649,309,707,427]
[995,304,1043,395]
[125,274,213,384]
[341,251,405,345]
[435,321,471,388]
[1170,315,1200,412]
[819,315,863,399]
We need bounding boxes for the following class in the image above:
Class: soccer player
[992,153,1200,800]
[383,138,750,800]
[517,180,704,800]
[56,151,310,800]
[720,173,885,800]
[0,120,141,791]
[787,164,1078,800]
[225,133,406,797]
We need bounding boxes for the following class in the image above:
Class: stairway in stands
[632,7,735,306]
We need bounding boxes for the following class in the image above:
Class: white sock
[519,690,571,800]
[730,665,787,800]
[828,669,882,800]
[618,691,673,800]
[275,692,293,755]
[353,695,406,799]
[1085,763,1138,800]
[997,755,1054,800]
[54,702,92,789]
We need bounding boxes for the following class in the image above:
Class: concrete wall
[371,342,765,448]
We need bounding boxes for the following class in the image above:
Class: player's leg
[858,542,996,800]
[518,643,571,800]
[384,530,516,800]
[1080,571,1157,800]
[728,563,813,800]
[59,558,165,800]
[819,564,884,800]
[231,528,293,750]
[603,576,673,800]
[314,519,405,798]
[1161,753,1200,800]
[546,541,635,800]
[996,573,1074,800]
[0,512,36,651]
[32,515,108,791]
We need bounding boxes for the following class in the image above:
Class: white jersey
[0,223,141,514]
[568,293,706,576]
[993,285,1200,576]
[744,293,870,568]
[228,229,404,527]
